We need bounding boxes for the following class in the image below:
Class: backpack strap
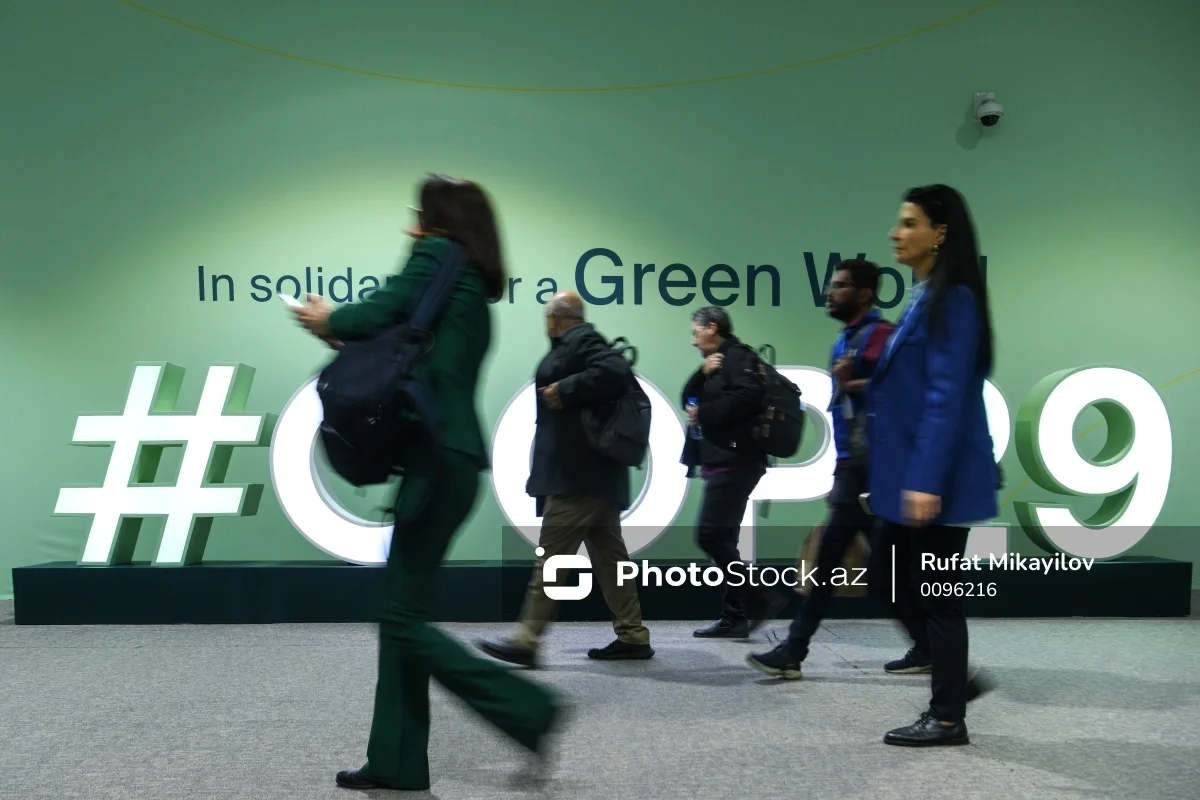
[609,336,638,367]
[740,342,776,518]
[848,321,878,375]
[833,321,879,416]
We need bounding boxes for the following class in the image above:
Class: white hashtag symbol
[54,363,274,566]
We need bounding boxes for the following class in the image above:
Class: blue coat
[866,283,998,526]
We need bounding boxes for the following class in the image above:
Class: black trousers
[868,518,971,722]
[784,468,872,660]
[695,463,766,622]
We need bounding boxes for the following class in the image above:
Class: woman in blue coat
[866,184,998,746]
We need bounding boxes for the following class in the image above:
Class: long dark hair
[417,173,507,301]
[903,184,994,372]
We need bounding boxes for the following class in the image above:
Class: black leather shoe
[587,639,654,660]
[335,769,414,790]
[883,712,969,746]
[476,637,538,667]
[693,619,749,638]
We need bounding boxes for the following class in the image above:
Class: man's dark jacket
[679,334,767,471]
[525,322,633,514]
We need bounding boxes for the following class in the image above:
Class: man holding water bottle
[680,307,786,638]
[745,259,893,678]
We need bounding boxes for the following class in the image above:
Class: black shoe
[883,711,969,747]
[746,646,802,679]
[746,592,790,635]
[693,619,749,638]
[335,769,416,791]
[587,639,654,660]
[477,637,538,667]
[885,646,932,674]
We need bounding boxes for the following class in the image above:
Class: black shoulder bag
[315,240,467,524]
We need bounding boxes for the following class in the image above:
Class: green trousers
[359,447,561,790]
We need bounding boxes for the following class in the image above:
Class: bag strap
[384,240,468,528]
[409,240,468,333]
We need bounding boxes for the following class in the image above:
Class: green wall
[3,0,1198,596]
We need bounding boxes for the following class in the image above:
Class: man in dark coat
[682,306,787,637]
[478,291,653,667]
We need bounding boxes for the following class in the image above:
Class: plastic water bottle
[686,397,703,440]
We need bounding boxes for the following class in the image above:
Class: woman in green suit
[292,174,566,792]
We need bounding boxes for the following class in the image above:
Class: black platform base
[11,556,1193,625]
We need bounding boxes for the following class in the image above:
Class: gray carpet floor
[2,599,1198,799]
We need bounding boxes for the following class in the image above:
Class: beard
[827,301,854,322]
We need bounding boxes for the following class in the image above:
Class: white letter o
[270,377,391,565]
[491,376,688,555]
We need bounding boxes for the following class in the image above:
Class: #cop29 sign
[55,361,1171,567]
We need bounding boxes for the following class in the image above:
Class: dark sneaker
[476,637,538,668]
[885,646,932,674]
[746,646,802,679]
[587,640,654,660]
[883,711,969,746]
[693,619,749,638]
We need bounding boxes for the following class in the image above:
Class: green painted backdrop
[3,0,1198,597]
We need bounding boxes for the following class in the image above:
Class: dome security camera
[973,92,1004,127]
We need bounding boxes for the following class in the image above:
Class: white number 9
[1013,367,1171,560]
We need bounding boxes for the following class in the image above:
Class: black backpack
[580,337,653,468]
[315,240,467,521]
[745,343,805,459]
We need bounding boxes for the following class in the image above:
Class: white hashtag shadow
[54,363,273,566]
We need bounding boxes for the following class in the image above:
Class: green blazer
[326,235,491,471]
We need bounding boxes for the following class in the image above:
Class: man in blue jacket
[746,259,893,677]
